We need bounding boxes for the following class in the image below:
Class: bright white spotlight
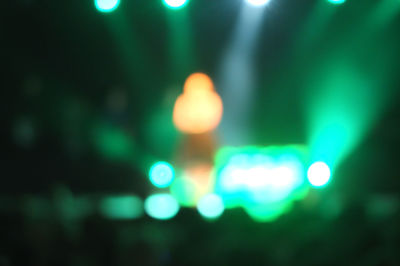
[307,162,331,187]
[163,0,188,9]
[246,0,271,7]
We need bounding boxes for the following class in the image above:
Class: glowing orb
[173,73,223,134]
[163,0,188,9]
[197,194,224,219]
[144,194,179,220]
[307,162,331,187]
[95,0,120,12]
[149,161,175,188]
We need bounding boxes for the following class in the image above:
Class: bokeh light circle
[307,162,331,187]
[197,194,225,219]
[144,194,179,220]
[149,161,175,188]
[163,0,188,9]
[95,0,120,12]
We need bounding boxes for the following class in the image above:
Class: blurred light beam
[217,3,266,145]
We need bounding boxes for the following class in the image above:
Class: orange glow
[184,163,214,204]
[173,73,223,134]
[170,162,215,207]
[183,73,214,93]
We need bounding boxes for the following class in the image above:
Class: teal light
[327,0,345,4]
[92,123,134,160]
[197,194,224,219]
[95,0,120,12]
[307,162,331,187]
[149,161,175,188]
[100,195,143,219]
[214,146,309,222]
[163,0,189,9]
[144,194,179,220]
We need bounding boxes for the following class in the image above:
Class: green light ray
[104,12,159,90]
[300,1,399,171]
[293,1,338,54]
[92,122,134,160]
[166,7,196,80]
[367,0,400,29]
[305,53,396,170]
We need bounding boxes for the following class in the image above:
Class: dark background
[2,0,400,265]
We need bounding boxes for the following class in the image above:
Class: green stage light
[214,146,309,222]
[327,0,345,4]
[170,177,198,207]
[163,0,188,9]
[100,196,143,219]
[144,194,179,220]
[95,0,120,12]
[197,194,224,219]
[149,161,175,188]
[92,123,134,160]
[307,162,331,187]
